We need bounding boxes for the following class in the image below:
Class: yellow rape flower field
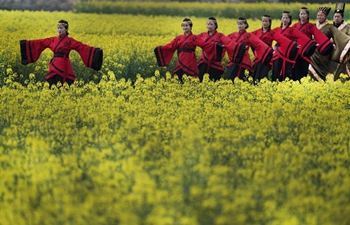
[1,10,350,225]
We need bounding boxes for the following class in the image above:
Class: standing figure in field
[333,3,350,35]
[197,17,246,82]
[154,18,212,83]
[271,11,317,81]
[225,17,273,81]
[154,18,245,83]
[309,7,350,81]
[330,3,350,79]
[252,14,304,82]
[20,20,103,86]
[251,15,274,81]
[291,7,333,81]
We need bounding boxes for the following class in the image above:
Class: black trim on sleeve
[91,48,103,71]
[20,40,28,65]
[215,43,224,62]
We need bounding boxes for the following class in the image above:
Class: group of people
[19,4,350,86]
[155,3,350,83]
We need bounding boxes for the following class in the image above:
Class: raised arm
[154,37,179,67]
[20,37,52,65]
[72,38,103,71]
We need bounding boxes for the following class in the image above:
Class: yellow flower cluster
[1,9,350,225]
[1,74,350,225]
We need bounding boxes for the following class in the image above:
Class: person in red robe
[155,17,245,83]
[20,20,103,86]
[291,7,333,81]
[226,17,273,82]
[197,17,246,82]
[251,15,274,81]
[154,18,216,83]
[271,11,317,81]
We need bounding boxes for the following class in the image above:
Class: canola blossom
[1,74,350,225]
[0,10,350,225]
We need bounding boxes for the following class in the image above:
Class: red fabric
[196,30,230,72]
[251,29,274,47]
[227,31,272,72]
[226,31,252,72]
[271,31,298,62]
[154,31,214,77]
[273,26,316,58]
[270,29,299,77]
[22,35,100,82]
[292,21,332,55]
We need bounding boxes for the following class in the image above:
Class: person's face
[182,22,191,33]
[57,25,67,36]
[262,17,270,29]
[237,21,246,31]
[207,20,216,32]
[281,15,290,26]
[333,13,343,24]
[317,11,327,24]
[299,11,308,21]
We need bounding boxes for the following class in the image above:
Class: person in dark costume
[20,20,103,86]
[309,7,350,81]
[331,3,350,79]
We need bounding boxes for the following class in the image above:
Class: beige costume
[309,8,350,80]
[331,3,350,79]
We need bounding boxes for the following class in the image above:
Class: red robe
[270,30,298,63]
[154,31,215,77]
[20,35,103,83]
[197,30,235,73]
[270,28,301,80]
[273,26,317,58]
[227,30,273,73]
[246,29,274,65]
[292,21,333,57]
[252,29,298,64]
[251,29,274,47]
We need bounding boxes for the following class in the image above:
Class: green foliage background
[73,1,337,20]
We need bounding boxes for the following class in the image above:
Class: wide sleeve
[192,33,226,62]
[311,25,333,56]
[248,33,273,66]
[154,37,178,67]
[19,38,52,65]
[72,39,103,71]
[329,26,350,63]
[343,25,350,36]
[290,28,317,58]
[220,34,246,64]
[272,30,298,61]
